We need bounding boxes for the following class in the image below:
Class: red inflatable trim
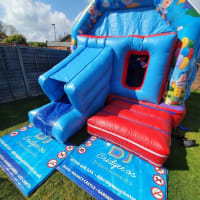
[78,32,177,39]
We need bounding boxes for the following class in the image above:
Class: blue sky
[0,0,90,41]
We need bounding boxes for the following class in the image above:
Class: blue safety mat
[58,137,168,200]
[0,124,75,196]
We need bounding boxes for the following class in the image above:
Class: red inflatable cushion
[87,99,173,167]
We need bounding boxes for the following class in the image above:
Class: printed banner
[0,124,75,196]
[58,136,168,200]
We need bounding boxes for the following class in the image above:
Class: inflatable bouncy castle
[1,0,200,198]
[28,0,200,167]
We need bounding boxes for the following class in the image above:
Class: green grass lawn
[0,92,200,200]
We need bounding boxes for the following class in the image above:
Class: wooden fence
[0,44,70,103]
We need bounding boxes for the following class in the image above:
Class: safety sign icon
[151,187,164,200]
[47,159,58,168]
[153,175,165,186]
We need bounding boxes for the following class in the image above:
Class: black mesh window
[124,52,149,89]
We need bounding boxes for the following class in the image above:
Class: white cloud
[0,0,72,42]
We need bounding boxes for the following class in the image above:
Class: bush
[2,34,27,45]
[28,41,47,48]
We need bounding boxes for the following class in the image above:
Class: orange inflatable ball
[181,37,189,48]
[177,0,186,5]
[180,57,189,69]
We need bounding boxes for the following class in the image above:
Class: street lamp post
[51,24,56,41]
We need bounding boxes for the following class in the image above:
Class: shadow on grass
[69,126,90,146]
[183,92,200,132]
[165,91,200,170]
[0,95,49,131]
[165,137,188,170]
[0,178,7,182]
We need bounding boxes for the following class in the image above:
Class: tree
[0,20,17,35]
[0,21,7,41]
[28,41,47,48]
[3,24,17,35]
[2,34,27,45]
[0,21,3,32]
